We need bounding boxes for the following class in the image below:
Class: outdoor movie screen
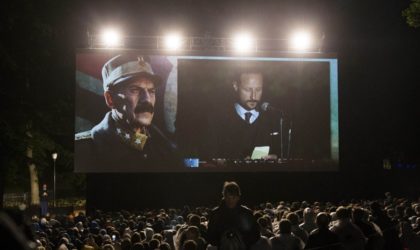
[75,50,339,172]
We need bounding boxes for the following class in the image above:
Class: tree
[403,0,420,28]
[0,0,84,207]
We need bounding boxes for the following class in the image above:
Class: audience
[330,206,366,250]
[0,192,419,250]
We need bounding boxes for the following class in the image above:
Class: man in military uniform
[75,54,178,172]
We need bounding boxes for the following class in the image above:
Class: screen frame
[75,48,339,173]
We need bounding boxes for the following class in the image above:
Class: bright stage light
[101,28,123,47]
[233,33,254,53]
[164,34,183,50]
[290,31,313,51]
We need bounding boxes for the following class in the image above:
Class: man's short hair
[188,214,201,227]
[352,207,367,222]
[303,207,315,221]
[316,212,330,228]
[183,240,197,250]
[149,239,160,249]
[336,206,351,220]
[279,219,292,234]
[257,216,269,228]
[233,66,264,85]
[222,181,241,197]
[286,212,299,225]
[186,226,200,239]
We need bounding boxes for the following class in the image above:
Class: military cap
[101,54,161,91]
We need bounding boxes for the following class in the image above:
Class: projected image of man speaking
[75,54,177,172]
[206,67,281,160]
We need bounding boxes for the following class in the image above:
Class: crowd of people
[1,187,420,250]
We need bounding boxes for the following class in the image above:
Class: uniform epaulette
[75,130,93,141]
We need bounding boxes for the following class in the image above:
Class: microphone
[261,102,286,159]
[261,102,281,112]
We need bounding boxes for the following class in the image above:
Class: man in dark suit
[206,69,279,160]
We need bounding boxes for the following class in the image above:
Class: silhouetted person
[207,181,260,249]
[305,212,340,250]
[330,206,366,250]
[258,216,275,238]
[286,212,308,246]
[183,239,197,250]
[352,207,384,250]
[399,221,420,250]
[299,208,317,235]
[270,219,303,250]
[370,201,403,250]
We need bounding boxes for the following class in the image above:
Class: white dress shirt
[234,103,260,124]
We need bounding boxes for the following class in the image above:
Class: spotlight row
[99,29,316,52]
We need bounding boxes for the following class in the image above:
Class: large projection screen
[75,50,338,172]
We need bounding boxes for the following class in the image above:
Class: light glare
[101,29,122,47]
[233,33,254,52]
[164,34,183,50]
[290,31,312,51]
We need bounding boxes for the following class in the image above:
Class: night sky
[80,0,420,169]
[2,0,420,171]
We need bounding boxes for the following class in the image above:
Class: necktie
[244,112,252,124]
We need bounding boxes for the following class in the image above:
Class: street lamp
[52,153,58,207]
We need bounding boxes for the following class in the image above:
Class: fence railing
[3,192,29,207]
[3,192,86,209]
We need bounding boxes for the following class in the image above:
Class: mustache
[134,102,154,114]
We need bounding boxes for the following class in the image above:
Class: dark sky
[2,0,419,169]
[75,1,415,37]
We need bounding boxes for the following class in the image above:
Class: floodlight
[233,33,254,52]
[290,31,312,51]
[164,34,183,50]
[101,28,123,47]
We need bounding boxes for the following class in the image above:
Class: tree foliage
[403,0,420,28]
[0,0,85,197]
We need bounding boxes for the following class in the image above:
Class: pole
[52,152,57,208]
[53,158,56,208]
[280,116,283,160]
